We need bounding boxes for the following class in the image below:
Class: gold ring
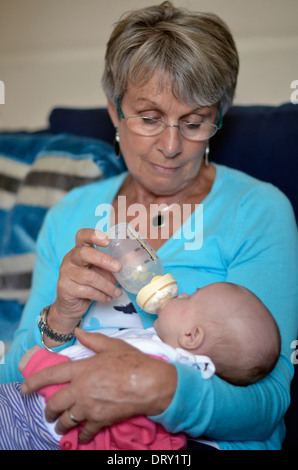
[68,409,80,424]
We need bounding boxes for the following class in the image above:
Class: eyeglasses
[117,98,222,142]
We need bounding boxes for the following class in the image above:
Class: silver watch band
[38,305,82,343]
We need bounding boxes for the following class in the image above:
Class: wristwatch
[38,305,82,343]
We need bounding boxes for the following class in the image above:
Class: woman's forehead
[125,73,172,98]
[124,75,216,114]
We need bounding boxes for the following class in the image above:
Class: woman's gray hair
[102,1,239,115]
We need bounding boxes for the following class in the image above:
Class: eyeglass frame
[116,98,222,142]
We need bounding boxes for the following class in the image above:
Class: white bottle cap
[136,273,178,314]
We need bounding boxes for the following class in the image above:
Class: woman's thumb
[74,328,110,353]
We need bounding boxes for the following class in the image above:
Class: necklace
[151,203,179,228]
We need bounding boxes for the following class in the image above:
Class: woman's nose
[157,125,182,158]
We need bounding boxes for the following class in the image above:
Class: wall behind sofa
[0,0,297,130]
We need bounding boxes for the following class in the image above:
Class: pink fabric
[23,348,186,450]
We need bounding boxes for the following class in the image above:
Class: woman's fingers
[54,229,123,315]
[59,262,122,301]
[75,228,116,253]
[70,244,121,273]
[57,276,117,305]
[70,229,122,297]
[54,407,85,436]
[21,333,177,443]
[78,420,105,444]
[75,228,108,247]
[74,329,121,353]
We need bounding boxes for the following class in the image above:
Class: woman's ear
[107,99,120,128]
[178,326,205,351]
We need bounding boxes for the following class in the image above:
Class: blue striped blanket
[0,132,125,342]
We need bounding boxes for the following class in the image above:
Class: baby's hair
[199,283,281,386]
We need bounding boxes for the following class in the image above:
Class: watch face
[38,307,48,328]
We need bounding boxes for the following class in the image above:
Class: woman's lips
[149,162,180,174]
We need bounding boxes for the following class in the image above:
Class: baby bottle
[105,222,178,313]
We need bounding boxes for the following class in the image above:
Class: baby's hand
[18,345,42,373]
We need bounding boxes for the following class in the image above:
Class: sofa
[0,102,297,449]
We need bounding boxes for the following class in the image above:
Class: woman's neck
[112,162,216,251]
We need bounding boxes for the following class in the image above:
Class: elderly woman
[1,2,297,450]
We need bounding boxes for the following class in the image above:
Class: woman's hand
[45,229,123,344]
[21,329,177,444]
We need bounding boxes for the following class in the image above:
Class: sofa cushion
[210,103,298,221]
[49,107,115,144]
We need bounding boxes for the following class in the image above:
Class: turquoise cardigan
[2,164,298,450]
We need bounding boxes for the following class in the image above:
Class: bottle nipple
[136,273,178,314]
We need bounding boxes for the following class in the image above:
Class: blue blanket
[0,132,125,342]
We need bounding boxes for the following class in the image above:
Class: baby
[153,282,281,386]
[1,282,280,450]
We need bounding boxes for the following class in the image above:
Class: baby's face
[154,290,201,348]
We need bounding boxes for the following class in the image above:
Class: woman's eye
[142,117,157,122]
[141,117,160,126]
[186,122,202,129]
[181,121,203,130]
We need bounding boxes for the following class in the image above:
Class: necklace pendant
[152,213,165,228]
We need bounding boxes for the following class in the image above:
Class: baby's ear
[179,326,205,351]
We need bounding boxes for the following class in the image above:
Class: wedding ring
[68,409,80,424]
